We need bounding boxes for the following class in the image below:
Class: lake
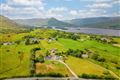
[58,28,120,36]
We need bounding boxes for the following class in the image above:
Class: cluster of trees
[23,35,39,45]
[22,29,81,42]
[25,38,39,45]
[35,55,44,63]
[110,59,120,70]
[45,50,50,56]
[30,47,41,76]
[65,49,84,57]
[58,32,80,40]
[23,35,34,39]
[79,73,101,79]
[79,72,116,79]
[51,31,80,40]
[91,53,106,62]
[56,49,86,58]
[90,36,116,44]
[35,72,64,77]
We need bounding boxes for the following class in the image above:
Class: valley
[1,0,120,79]
[0,15,120,80]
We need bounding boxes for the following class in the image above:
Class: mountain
[67,17,120,29]
[14,18,76,28]
[0,15,29,33]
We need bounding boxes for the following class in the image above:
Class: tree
[18,51,24,63]
[45,50,50,56]
[25,38,30,45]
[36,55,44,63]
[91,53,99,60]
[15,40,21,45]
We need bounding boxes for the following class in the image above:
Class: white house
[3,42,13,45]
[82,54,88,58]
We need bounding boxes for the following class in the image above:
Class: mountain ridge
[0,15,29,33]
[66,17,120,29]
[14,17,76,28]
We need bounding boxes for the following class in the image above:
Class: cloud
[0,0,44,19]
[112,0,120,4]
[48,7,68,13]
[70,10,78,15]
[0,0,119,20]
[69,9,107,19]
[1,4,13,11]
[8,0,43,7]
[87,3,112,9]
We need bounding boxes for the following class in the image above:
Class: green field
[0,42,39,78]
[66,56,107,75]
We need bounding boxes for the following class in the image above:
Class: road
[58,60,79,79]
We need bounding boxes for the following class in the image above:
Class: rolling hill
[66,17,120,29]
[14,18,76,28]
[0,15,29,33]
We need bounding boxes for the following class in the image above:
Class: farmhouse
[80,39,84,41]
[3,42,13,45]
[48,38,55,43]
[29,38,39,44]
[45,55,52,60]
[82,54,88,58]
[30,38,39,41]
[100,37,111,42]
[50,48,57,54]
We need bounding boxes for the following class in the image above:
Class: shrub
[47,73,64,77]
[102,71,116,80]
[6,50,10,52]
[91,54,105,62]
[111,59,118,64]
[32,47,41,52]
[35,73,64,77]
[45,50,50,56]
[116,65,120,69]
[80,73,116,79]
[97,57,106,62]
[80,73,101,79]
[25,38,30,45]
[91,53,99,60]
[35,55,44,63]
[15,40,21,45]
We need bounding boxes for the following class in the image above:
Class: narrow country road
[58,60,79,79]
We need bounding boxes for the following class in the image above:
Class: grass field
[0,42,40,78]
[40,39,66,52]
[58,38,120,77]
[58,38,120,57]
[66,56,107,76]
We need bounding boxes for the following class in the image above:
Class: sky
[0,0,120,20]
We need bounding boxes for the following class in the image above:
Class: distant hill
[66,17,120,29]
[0,15,29,33]
[14,18,76,28]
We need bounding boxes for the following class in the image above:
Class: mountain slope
[67,17,120,29]
[0,15,28,33]
[15,18,76,28]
